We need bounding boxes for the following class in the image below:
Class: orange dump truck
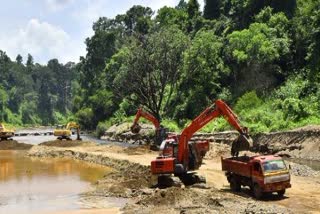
[221,155,291,199]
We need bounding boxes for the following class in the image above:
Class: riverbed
[0,150,125,214]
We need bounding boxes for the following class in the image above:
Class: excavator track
[179,173,206,186]
[157,175,181,188]
[156,173,206,188]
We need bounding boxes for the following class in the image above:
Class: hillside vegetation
[1,0,319,132]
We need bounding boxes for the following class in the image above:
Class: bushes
[161,119,181,132]
[231,76,320,133]
[96,120,112,137]
[75,108,94,129]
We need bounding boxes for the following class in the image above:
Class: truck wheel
[277,189,285,197]
[253,184,263,199]
[230,177,241,192]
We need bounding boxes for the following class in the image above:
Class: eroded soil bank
[103,124,320,161]
[0,140,33,150]
[252,125,320,160]
[28,142,320,214]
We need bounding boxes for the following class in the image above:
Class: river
[0,150,126,214]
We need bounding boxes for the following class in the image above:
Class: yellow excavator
[53,122,82,140]
[0,123,15,141]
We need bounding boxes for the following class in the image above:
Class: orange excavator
[131,108,167,146]
[151,99,253,185]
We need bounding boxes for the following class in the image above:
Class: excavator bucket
[131,123,141,134]
[231,134,253,157]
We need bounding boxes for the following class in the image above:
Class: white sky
[0,0,204,64]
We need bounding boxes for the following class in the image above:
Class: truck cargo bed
[221,156,252,177]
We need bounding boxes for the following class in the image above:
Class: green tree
[16,54,23,64]
[187,0,201,19]
[226,16,291,95]
[26,54,33,67]
[227,22,290,64]
[47,59,74,114]
[176,0,188,10]
[204,0,221,19]
[110,26,190,119]
[115,5,153,35]
[0,87,8,121]
[155,6,189,31]
[303,0,320,81]
[37,81,53,125]
[79,31,116,96]
[175,30,229,119]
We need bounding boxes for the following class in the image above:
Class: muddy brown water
[0,150,125,214]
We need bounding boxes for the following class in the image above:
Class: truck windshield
[263,160,287,172]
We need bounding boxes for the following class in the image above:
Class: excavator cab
[159,137,178,157]
[56,124,65,129]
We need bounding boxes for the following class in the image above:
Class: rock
[287,161,319,177]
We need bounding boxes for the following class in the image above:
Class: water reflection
[0,151,113,214]
[0,150,111,182]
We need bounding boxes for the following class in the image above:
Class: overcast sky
[0,0,204,64]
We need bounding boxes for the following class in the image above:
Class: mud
[28,145,295,214]
[253,125,320,160]
[20,126,320,213]
[124,187,290,214]
[39,140,96,147]
[0,140,33,150]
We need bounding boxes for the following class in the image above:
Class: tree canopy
[1,0,320,133]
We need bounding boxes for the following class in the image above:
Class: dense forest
[1,0,320,133]
[0,52,78,126]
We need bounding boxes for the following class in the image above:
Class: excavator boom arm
[66,122,80,129]
[133,108,160,129]
[177,99,248,165]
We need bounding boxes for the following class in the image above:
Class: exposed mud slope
[253,125,320,160]
[39,140,96,147]
[103,123,320,161]
[123,187,291,214]
[0,140,33,150]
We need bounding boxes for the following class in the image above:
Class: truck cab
[222,155,291,199]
